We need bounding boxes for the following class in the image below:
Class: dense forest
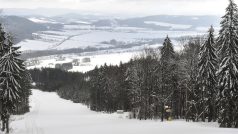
[29,0,238,128]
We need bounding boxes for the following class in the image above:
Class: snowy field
[17,22,205,51]
[10,90,238,134]
[27,52,138,73]
[144,21,192,30]
[25,41,184,73]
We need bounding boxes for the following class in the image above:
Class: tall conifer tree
[217,0,238,128]
[197,26,218,122]
[160,36,176,121]
[0,24,31,133]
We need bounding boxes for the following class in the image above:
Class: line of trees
[29,0,238,128]
[30,68,90,104]
[0,24,32,133]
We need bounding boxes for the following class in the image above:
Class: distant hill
[0,16,63,43]
[0,16,48,43]
[2,8,221,31]
[52,13,109,24]
[93,15,221,31]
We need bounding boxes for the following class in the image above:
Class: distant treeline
[30,68,90,104]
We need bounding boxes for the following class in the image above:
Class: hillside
[93,15,220,31]
[0,16,62,43]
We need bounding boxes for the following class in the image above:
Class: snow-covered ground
[17,22,205,51]
[10,90,238,134]
[144,21,192,30]
[27,52,138,73]
[25,41,184,73]
[28,17,59,24]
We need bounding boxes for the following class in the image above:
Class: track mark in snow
[49,31,91,49]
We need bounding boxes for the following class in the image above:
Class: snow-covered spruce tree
[0,34,27,133]
[0,24,12,133]
[160,36,175,61]
[197,26,218,122]
[159,36,177,121]
[217,0,238,128]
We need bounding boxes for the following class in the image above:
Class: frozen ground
[10,90,238,134]
[27,52,139,73]
[144,21,192,30]
[17,22,205,51]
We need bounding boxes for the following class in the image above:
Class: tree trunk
[1,120,5,132]
[202,90,205,122]
[161,102,164,122]
[6,117,9,134]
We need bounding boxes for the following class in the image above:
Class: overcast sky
[0,0,235,16]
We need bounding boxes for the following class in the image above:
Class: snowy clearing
[28,17,58,24]
[144,21,192,30]
[10,90,238,134]
[26,52,138,73]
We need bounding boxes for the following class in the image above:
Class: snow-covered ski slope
[10,90,238,134]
